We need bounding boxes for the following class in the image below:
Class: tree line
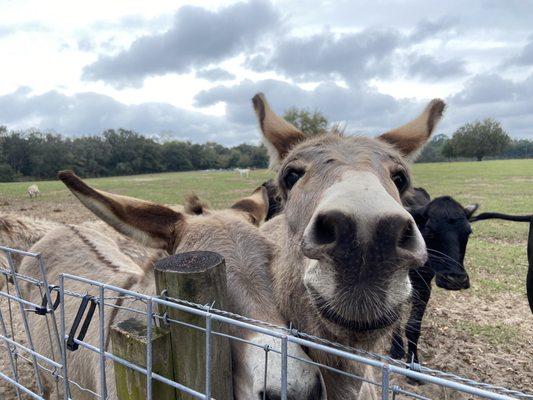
[1,111,531,182]
[418,118,531,163]
[0,126,268,182]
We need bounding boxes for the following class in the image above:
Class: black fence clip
[66,295,97,351]
[34,286,61,315]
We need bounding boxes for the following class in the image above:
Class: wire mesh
[1,245,532,400]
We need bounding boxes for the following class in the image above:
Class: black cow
[470,212,533,313]
[390,188,478,365]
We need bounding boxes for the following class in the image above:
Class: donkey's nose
[302,210,424,267]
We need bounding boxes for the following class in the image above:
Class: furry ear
[378,99,446,161]
[464,204,479,220]
[252,93,306,169]
[231,186,269,226]
[58,170,183,251]
[184,194,209,215]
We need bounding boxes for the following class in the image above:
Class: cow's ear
[252,93,306,170]
[410,205,428,227]
[464,204,479,220]
[378,99,445,161]
[231,186,269,226]
[58,170,183,251]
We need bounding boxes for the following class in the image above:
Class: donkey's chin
[307,285,401,333]
[304,260,411,335]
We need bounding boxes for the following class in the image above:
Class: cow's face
[412,197,478,290]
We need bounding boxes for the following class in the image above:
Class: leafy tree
[501,139,533,159]
[445,118,511,161]
[417,134,450,163]
[161,141,193,171]
[283,108,328,136]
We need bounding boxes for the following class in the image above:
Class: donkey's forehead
[282,134,405,168]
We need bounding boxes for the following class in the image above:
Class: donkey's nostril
[397,219,418,252]
[312,210,356,247]
[313,213,337,245]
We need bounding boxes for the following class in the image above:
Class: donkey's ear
[378,99,446,161]
[252,93,306,169]
[58,171,183,251]
[231,186,269,226]
[464,204,479,220]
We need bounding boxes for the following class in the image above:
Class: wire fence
[1,244,532,400]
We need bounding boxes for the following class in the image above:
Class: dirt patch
[0,197,96,225]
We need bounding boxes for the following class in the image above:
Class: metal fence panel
[1,245,532,400]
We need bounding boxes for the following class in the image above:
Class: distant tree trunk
[476,155,483,161]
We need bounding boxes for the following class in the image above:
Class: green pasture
[1,159,532,298]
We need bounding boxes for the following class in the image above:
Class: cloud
[0,21,49,38]
[246,28,400,84]
[194,79,427,134]
[0,87,255,145]
[196,67,236,81]
[407,17,458,43]
[505,35,533,66]
[450,74,519,105]
[447,73,533,138]
[195,75,533,140]
[407,54,467,80]
[82,0,280,88]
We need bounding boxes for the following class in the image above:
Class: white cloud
[0,0,532,141]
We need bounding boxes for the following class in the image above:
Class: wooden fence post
[110,318,175,400]
[154,251,234,400]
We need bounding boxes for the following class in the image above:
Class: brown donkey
[253,93,445,399]
[19,174,325,400]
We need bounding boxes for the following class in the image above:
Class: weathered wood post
[154,251,234,400]
[111,318,175,400]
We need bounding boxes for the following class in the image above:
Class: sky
[1,0,532,145]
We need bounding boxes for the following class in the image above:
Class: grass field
[1,159,532,397]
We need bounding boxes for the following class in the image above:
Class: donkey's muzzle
[302,210,424,271]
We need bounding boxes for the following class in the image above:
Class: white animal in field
[27,184,40,198]
[235,168,250,178]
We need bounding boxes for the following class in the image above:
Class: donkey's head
[58,171,325,400]
[253,93,444,337]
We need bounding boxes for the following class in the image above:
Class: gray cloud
[0,87,255,145]
[407,54,467,80]
[247,28,399,84]
[407,17,458,43]
[447,73,533,137]
[450,74,519,105]
[196,67,236,81]
[194,79,426,134]
[195,75,533,139]
[82,0,280,88]
[505,35,533,66]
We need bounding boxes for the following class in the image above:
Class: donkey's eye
[283,169,304,190]
[391,170,409,193]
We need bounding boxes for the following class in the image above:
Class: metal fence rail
[1,244,532,400]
